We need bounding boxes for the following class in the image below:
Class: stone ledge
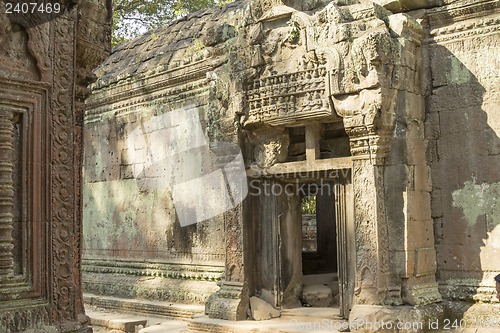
[87,308,188,333]
[188,314,345,333]
[349,303,443,333]
[84,294,204,321]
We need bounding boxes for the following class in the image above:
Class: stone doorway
[251,168,354,319]
[300,182,339,311]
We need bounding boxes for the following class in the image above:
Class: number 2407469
[5,2,61,14]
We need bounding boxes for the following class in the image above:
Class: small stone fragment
[302,285,333,307]
[249,296,281,321]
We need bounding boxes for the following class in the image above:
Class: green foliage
[184,38,206,57]
[301,195,316,215]
[112,0,234,47]
[286,19,300,43]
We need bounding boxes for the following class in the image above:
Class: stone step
[188,313,346,333]
[87,308,189,333]
[281,307,342,320]
[88,309,148,332]
[301,284,333,307]
[138,322,188,333]
[84,293,205,321]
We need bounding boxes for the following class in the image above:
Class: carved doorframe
[248,166,355,315]
[0,79,50,322]
[205,0,442,323]
[335,176,355,319]
[0,0,111,330]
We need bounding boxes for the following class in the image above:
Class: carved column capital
[323,8,424,163]
[75,0,111,101]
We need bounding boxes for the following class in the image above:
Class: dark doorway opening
[300,182,337,276]
[299,182,340,310]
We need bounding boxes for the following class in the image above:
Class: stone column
[344,119,399,306]
[0,110,14,277]
[327,9,442,330]
[205,202,250,321]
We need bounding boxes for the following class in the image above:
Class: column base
[403,282,442,305]
[349,303,443,332]
[205,281,249,321]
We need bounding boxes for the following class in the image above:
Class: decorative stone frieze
[246,67,330,125]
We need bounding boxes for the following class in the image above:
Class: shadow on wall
[82,108,230,261]
[428,37,500,318]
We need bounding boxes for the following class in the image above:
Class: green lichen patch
[452,179,500,226]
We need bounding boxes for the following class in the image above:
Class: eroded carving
[0,110,15,277]
[246,67,330,125]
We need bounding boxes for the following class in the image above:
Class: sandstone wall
[82,1,249,304]
[424,0,500,316]
[81,0,500,325]
[83,97,226,303]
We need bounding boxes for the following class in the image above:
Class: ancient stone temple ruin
[0,1,110,332]
[82,0,500,330]
[1,0,497,331]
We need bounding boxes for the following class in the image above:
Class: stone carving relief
[240,1,425,163]
[0,110,15,278]
[0,26,39,80]
[241,6,337,127]
[0,0,110,330]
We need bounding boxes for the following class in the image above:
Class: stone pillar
[0,110,14,277]
[344,119,399,306]
[205,203,250,321]
[327,8,442,330]
[305,124,321,161]
[0,0,110,331]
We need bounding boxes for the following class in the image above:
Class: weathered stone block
[249,296,280,321]
[406,137,427,165]
[406,190,431,222]
[121,149,132,166]
[435,244,467,271]
[424,112,440,140]
[407,219,435,250]
[134,163,145,178]
[390,250,408,277]
[413,165,432,192]
[108,319,148,333]
[107,165,120,181]
[134,134,147,150]
[302,285,333,307]
[415,247,437,277]
[120,165,135,179]
[431,189,443,218]
[405,92,425,121]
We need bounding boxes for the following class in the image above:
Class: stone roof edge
[86,57,223,112]
[89,0,248,91]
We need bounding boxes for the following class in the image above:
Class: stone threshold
[84,293,205,321]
